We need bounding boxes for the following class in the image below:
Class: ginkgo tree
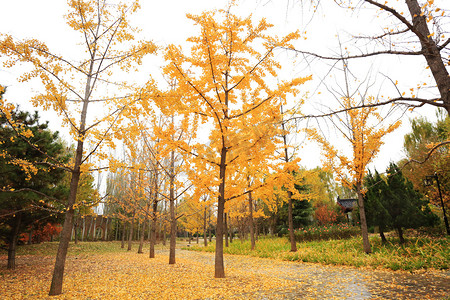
[308,64,401,253]
[0,0,156,295]
[161,6,311,277]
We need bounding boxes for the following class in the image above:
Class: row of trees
[0,0,448,296]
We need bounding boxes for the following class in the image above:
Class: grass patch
[186,235,449,271]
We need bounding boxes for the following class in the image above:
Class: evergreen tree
[275,173,314,235]
[364,171,392,243]
[365,163,439,243]
[385,163,439,242]
[0,108,69,269]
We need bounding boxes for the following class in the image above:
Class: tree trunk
[92,215,97,241]
[49,144,83,295]
[169,151,177,264]
[169,207,177,263]
[405,0,450,115]
[255,219,259,241]
[74,219,78,245]
[121,221,126,249]
[215,146,227,278]
[287,190,297,252]
[248,190,255,251]
[397,226,405,244]
[203,206,208,247]
[138,218,145,254]
[150,200,158,258]
[162,223,166,246]
[280,104,297,252]
[379,230,387,244]
[115,219,119,241]
[136,219,140,242]
[208,226,212,243]
[356,183,372,254]
[208,213,212,242]
[128,211,135,251]
[224,212,229,247]
[7,213,22,270]
[28,228,33,245]
[81,217,86,242]
[104,217,109,241]
[147,221,152,241]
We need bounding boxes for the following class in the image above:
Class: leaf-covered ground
[1,242,449,299]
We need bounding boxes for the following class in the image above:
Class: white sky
[0,0,447,176]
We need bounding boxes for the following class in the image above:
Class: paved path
[169,247,449,299]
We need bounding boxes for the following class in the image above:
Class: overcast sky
[0,0,447,174]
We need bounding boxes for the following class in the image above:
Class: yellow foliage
[309,96,401,189]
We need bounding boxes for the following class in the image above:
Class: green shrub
[293,223,360,242]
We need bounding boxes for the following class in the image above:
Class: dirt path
[171,247,449,299]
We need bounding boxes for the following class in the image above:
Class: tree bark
[81,217,85,242]
[121,221,127,248]
[203,206,208,247]
[208,214,212,242]
[74,219,78,245]
[92,215,97,241]
[103,217,108,241]
[7,213,22,270]
[150,199,158,258]
[215,145,227,278]
[138,219,145,254]
[128,211,135,251]
[248,190,256,251]
[404,0,450,115]
[49,150,82,295]
[397,226,405,244]
[287,190,297,252]
[224,212,229,247]
[379,230,387,244]
[356,183,372,254]
[169,149,177,264]
[169,201,177,263]
[28,228,33,245]
[281,105,297,252]
[115,219,119,241]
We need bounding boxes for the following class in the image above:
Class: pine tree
[0,109,69,269]
[365,163,439,243]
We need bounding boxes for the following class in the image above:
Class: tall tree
[308,64,401,253]
[162,7,310,277]
[0,1,156,295]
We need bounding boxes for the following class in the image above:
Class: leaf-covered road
[176,249,449,299]
[1,245,449,299]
